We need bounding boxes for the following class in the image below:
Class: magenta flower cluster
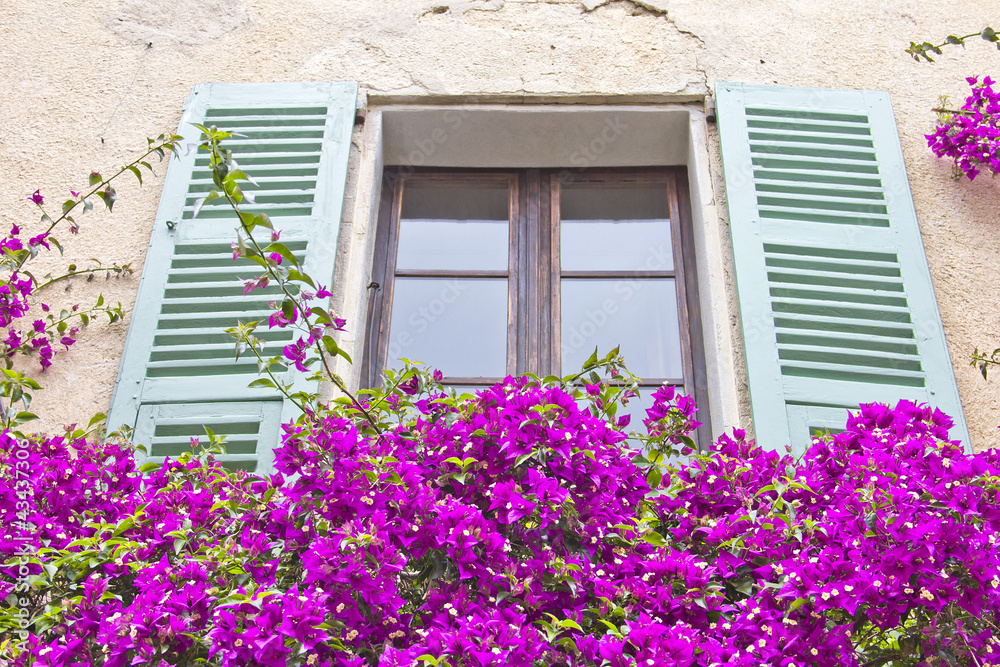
[3,376,1000,666]
[926,75,1000,179]
[0,223,73,369]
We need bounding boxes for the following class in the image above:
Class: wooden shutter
[108,82,358,472]
[715,82,970,454]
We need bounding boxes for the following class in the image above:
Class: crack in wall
[580,0,664,17]
[578,0,708,89]
[418,0,506,18]
[579,0,705,48]
[403,0,709,97]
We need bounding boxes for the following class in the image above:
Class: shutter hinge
[704,96,717,124]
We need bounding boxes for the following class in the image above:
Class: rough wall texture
[2,0,999,448]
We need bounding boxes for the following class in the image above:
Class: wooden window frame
[362,166,711,446]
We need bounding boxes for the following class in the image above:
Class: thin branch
[32,266,130,292]
[203,136,381,430]
[25,137,178,270]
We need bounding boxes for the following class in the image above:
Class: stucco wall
[2,0,999,448]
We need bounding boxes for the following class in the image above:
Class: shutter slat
[773,315,914,339]
[149,344,285,362]
[778,343,920,366]
[716,81,970,454]
[152,329,292,343]
[110,81,358,473]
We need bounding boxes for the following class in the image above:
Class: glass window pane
[560,278,682,379]
[397,182,509,271]
[387,278,507,378]
[560,183,672,271]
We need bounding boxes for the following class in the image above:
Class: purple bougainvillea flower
[242,275,268,295]
[399,375,419,395]
[282,338,309,373]
[28,190,44,205]
[29,233,50,250]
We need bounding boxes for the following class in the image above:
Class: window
[363,167,711,442]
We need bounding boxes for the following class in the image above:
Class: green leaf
[321,335,339,357]
[113,516,136,537]
[87,412,106,429]
[248,378,278,390]
[983,26,998,42]
[310,307,333,325]
[559,618,583,632]
[788,597,808,613]
[13,412,38,424]
[97,185,117,212]
[642,531,666,547]
[127,165,143,184]
[239,211,257,230]
[192,191,220,218]
[266,242,300,268]
[286,269,316,288]
[89,172,102,186]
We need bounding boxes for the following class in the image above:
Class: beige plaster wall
[1,0,999,448]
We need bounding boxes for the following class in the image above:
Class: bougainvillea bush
[926,75,1000,180]
[3,365,1000,666]
[4,126,1000,667]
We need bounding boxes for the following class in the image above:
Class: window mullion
[519,168,546,376]
[510,172,526,377]
[548,173,563,378]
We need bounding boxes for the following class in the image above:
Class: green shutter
[715,82,970,454]
[109,82,358,472]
